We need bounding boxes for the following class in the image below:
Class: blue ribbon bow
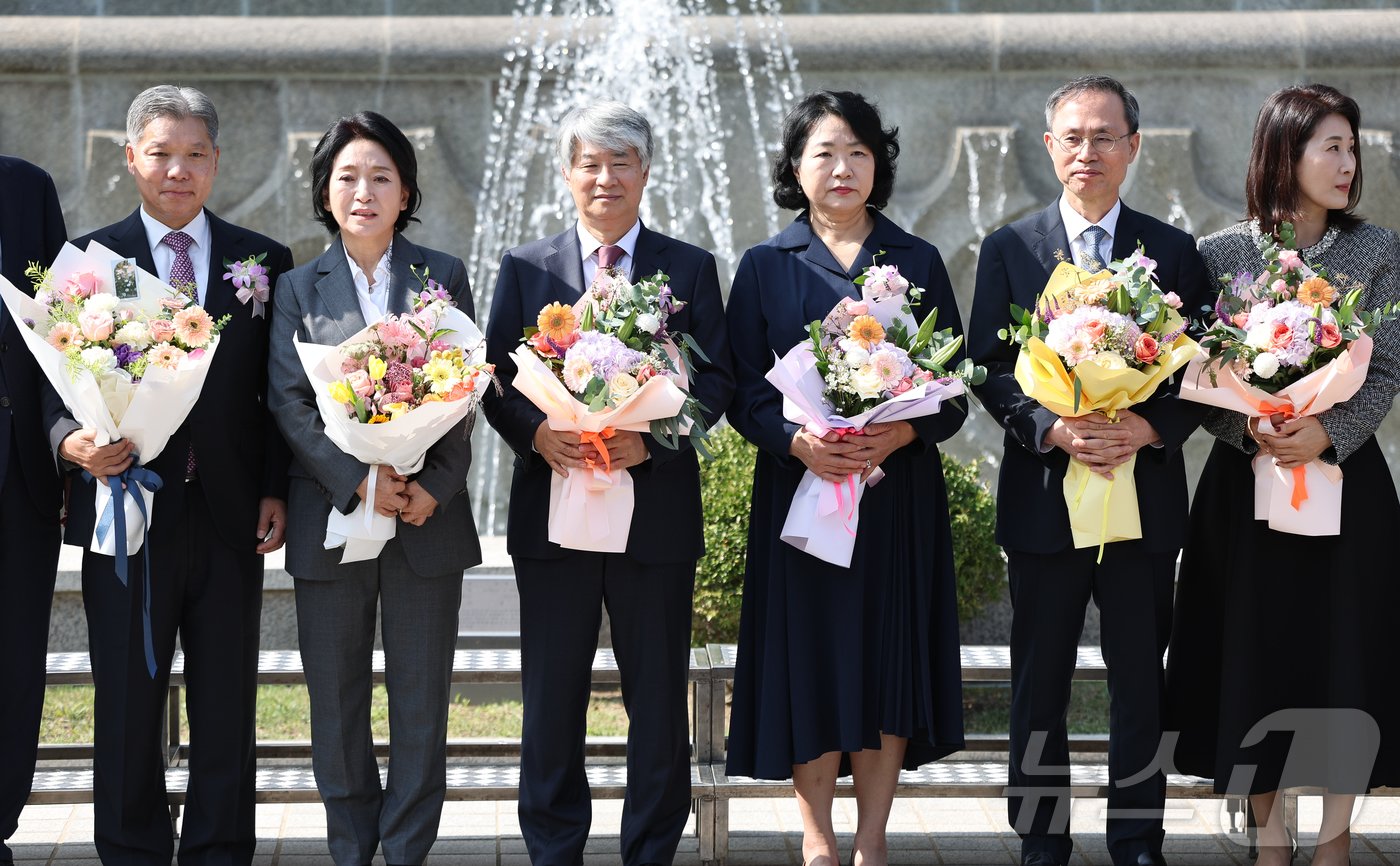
[85,464,164,678]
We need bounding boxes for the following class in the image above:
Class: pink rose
[347,369,375,399]
[1271,278,1289,295]
[148,319,177,343]
[1082,319,1107,342]
[1269,322,1294,351]
[635,364,657,384]
[845,300,869,316]
[1231,311,1250,328]
[890,377,914,395]
[63,271,101,300]
[527,331,558,358]
[340,356,366,374]
[1162,292,1182,310]
[1277,250,1304,272]
[1318,323,1342,349]
[79,310,114,342]
[1134,333,1160,363]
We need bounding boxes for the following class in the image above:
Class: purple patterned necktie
[597,244,623,272]
[162,230,199,478]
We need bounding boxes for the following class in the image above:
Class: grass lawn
[42,681,1111,744]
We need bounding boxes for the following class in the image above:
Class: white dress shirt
[139,207,212,305]
[1058,195,1122,271]
[577,219,641,285]
[345,241,393,326]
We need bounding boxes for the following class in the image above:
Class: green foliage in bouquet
[690,426,1006,644]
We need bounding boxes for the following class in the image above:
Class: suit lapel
[386,234,426,317]
[106,209,159,276]
[1111,204,1142,261]
[545,228,587,300]
[629,223,670,284]
[1030,202,1072,279]
[202,210,243,319]
[312,237,369,342]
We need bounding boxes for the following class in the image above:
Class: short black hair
[309,110,422,235]
[771,90,900,211]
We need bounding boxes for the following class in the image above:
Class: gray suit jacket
[267,234,482,579]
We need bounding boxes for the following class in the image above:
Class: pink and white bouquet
[0,241,230,560]
[295,273,494,563]
[1182,222,1400,535]
[767,258,984,568]
[509,269,709,553]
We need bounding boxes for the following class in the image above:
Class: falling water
[467,0,802,534]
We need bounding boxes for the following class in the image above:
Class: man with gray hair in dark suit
[52,85,294,866]
[483,101,733,866]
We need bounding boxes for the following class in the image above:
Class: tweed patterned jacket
[1200,219,1400,464]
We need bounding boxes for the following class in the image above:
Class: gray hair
[1044,75,1140,135]
[126,85,220,147]
[556,101,653,171]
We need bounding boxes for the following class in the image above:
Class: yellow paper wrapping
[1013,262,1201,553]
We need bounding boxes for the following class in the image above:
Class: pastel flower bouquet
[766,259,984,568]
[294,274,495,563]
[1180,222,1400,535]
[509,269,710,553]
[0,241,230,559]
[1001,247,1200,554]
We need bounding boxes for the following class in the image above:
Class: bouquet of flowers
[294,274,494,563]
[766,259,983,568]
[509,269,709,553]
[0,240,233,677]
[1001,247,1200,556]
[1180,222,1399,535]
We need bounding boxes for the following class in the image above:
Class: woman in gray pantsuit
[267,110,482,866]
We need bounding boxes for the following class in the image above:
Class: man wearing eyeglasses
[968,76,1211,866]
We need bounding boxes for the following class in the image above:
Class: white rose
[84,292,119,314]
[851,366,886,400]
[1251,352,1280,379]
[114,321,152,349]
[1086,351,1127,370]
[1244,323,1275,350]
[608,372,640,403]
[635,313,661,335]
[79,346,118,373]
[838,340,870,367]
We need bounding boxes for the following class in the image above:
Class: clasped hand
[789,421,916,483]
[354,466,439,526]
[1250,414,1331,469]
[534,422,649,477]
[1047,409,1160,480]
[58,428,134,483]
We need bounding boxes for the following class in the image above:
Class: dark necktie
[162,230,199,479]
[597,244,623,273]
[1080,225,1107,271]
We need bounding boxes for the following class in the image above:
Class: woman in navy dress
[724,90,966,866]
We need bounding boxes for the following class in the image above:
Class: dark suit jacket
[267,234,482,579]
[482,222,734,564]
[56,207,294,551]
[0,154,66,519]
[968,200,1212,555]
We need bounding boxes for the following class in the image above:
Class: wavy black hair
[771,90,900,211]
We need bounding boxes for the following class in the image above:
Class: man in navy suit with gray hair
[483,101,733,866]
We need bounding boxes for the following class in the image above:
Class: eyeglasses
[1050,132,1133,154]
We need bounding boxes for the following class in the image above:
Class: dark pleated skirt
[724,443,965,781]
[1166,436,1400,793]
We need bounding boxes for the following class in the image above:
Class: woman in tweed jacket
[1166,84,1400,866]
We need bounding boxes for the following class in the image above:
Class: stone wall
[4,10,1400,536]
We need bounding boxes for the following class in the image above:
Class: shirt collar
[1058,195,1122,244]
[140,206,210,256]
[345,239,393,290]
[576,219,641,264]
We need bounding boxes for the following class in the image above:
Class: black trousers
[514,552,695,866]
[0,445,61,861]
[1006,542,1176,866]
[83,480,263,866]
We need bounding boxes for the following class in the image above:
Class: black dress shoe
[1132,854,1167,866]
[1022,855,1064,866]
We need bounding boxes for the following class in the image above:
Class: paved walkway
[12,795,1400,865]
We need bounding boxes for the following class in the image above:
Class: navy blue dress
[724,210,967,779]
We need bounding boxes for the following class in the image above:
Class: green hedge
[692,425,1005,644]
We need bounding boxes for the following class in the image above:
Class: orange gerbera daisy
[1296,276,1336,306]
[536,302,579,344]
[846,314,885,349]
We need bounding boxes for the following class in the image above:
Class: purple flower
[563,331,644,383]
[114,342,144,370]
